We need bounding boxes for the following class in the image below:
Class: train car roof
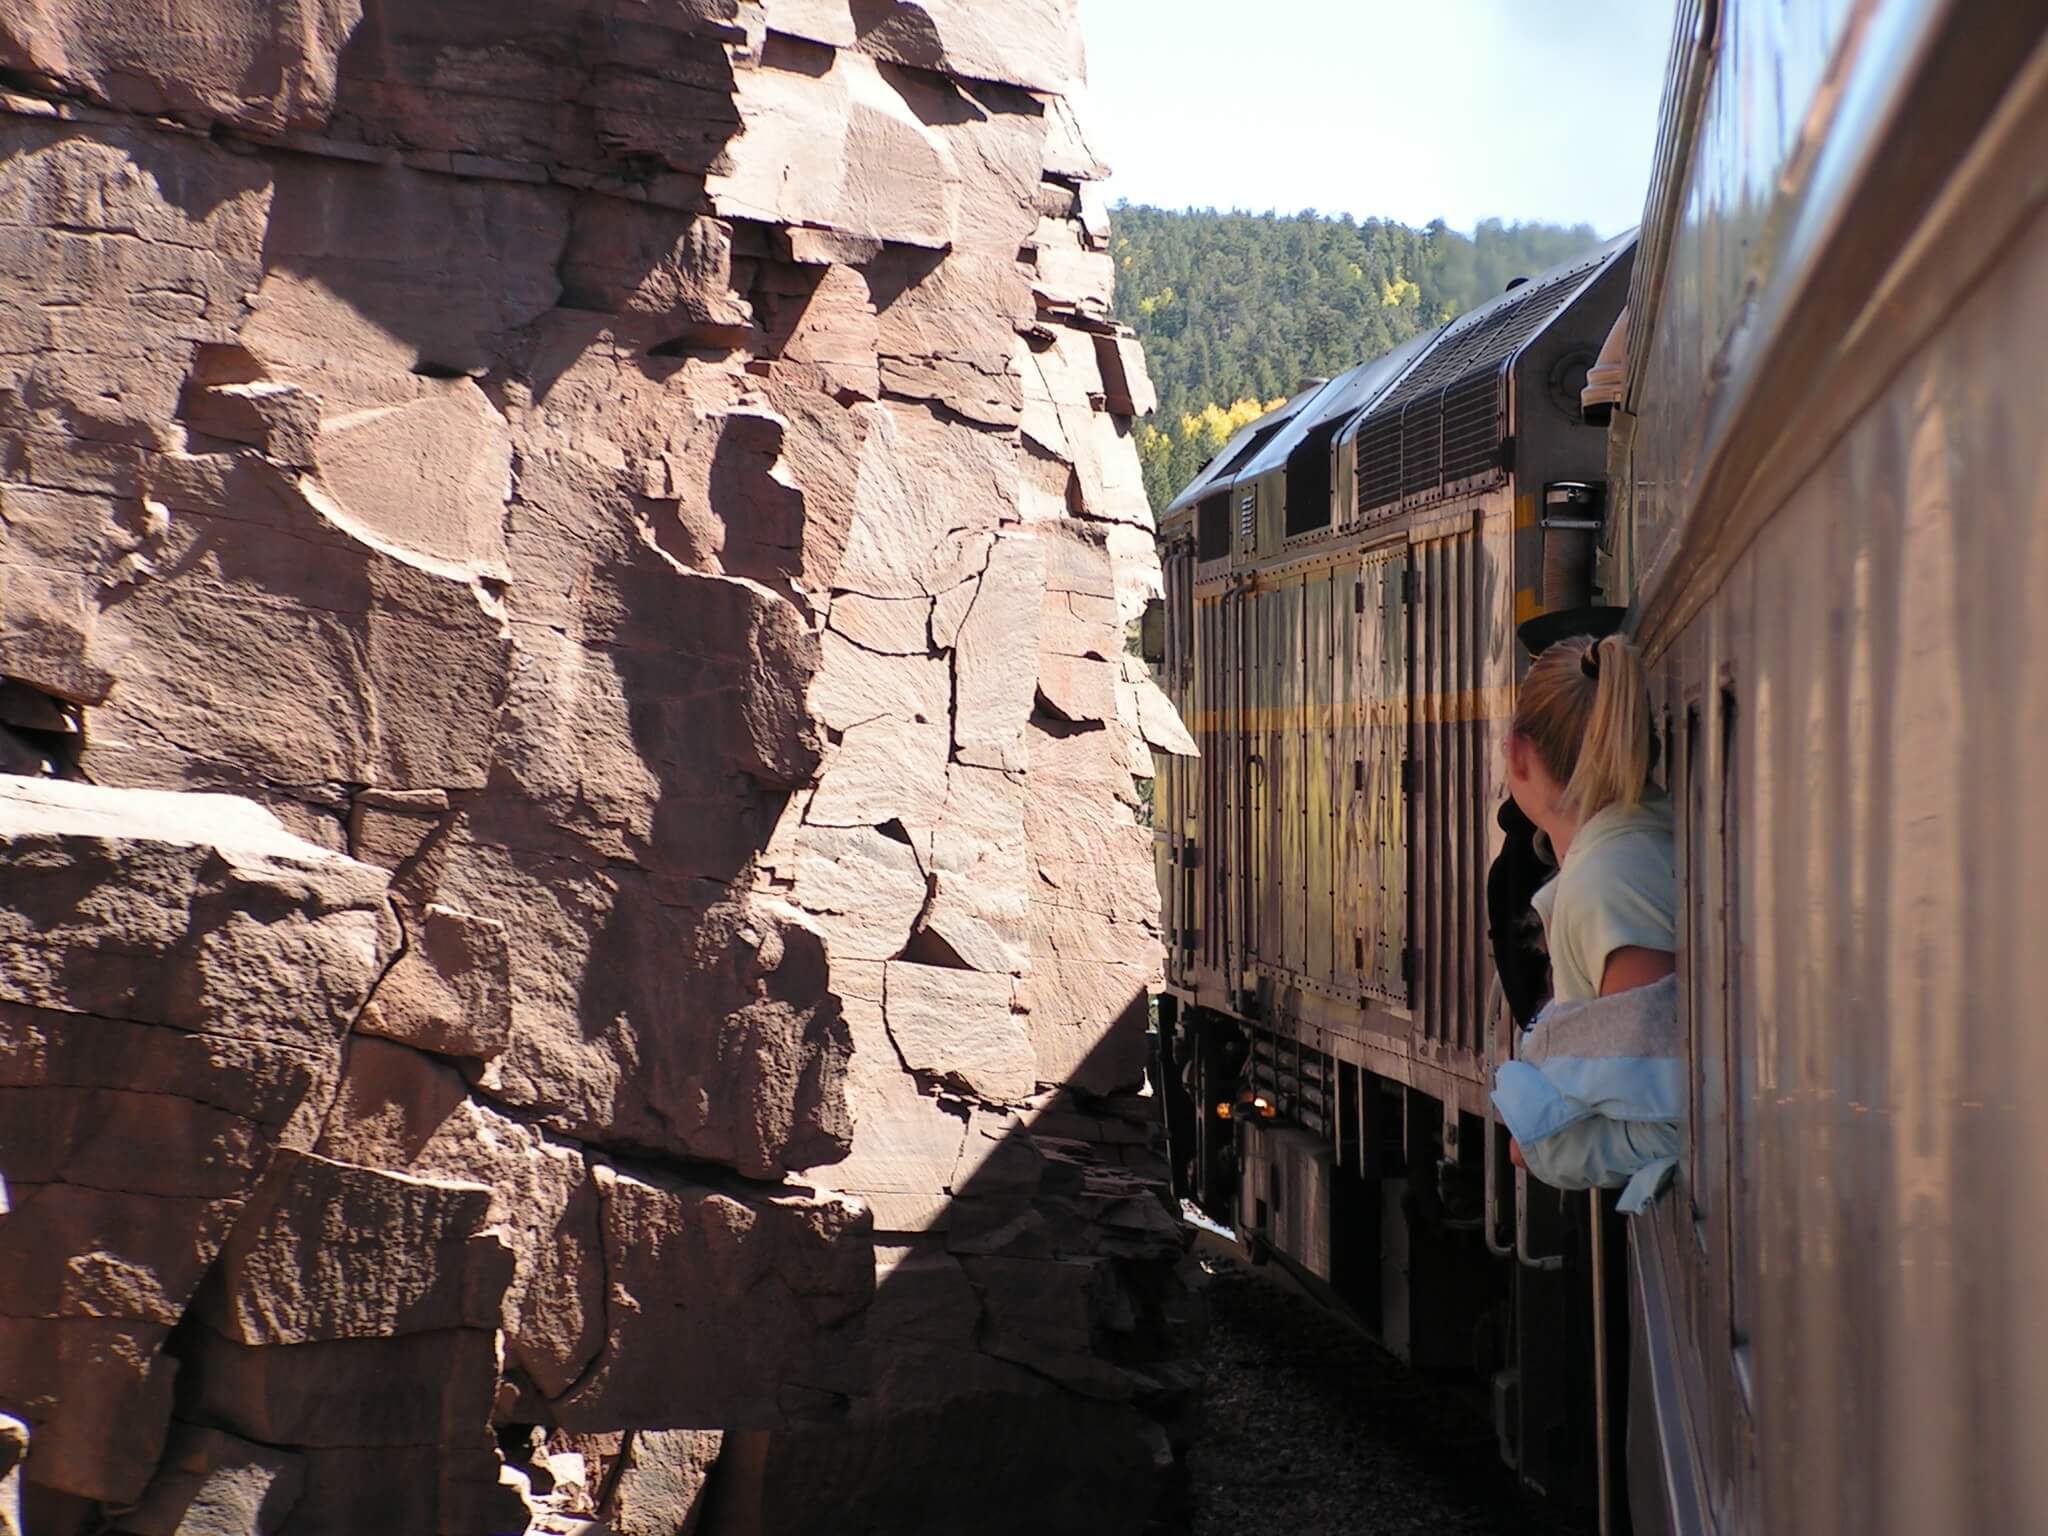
[1225,329,1441,485]
[1159,234,1632,519]
[1335,230,1636,451]
[1160,382,1321,518]
[1160,333,1438,518]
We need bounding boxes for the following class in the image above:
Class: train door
[1408,525,1488,1059]
[1333,562,1360,1000]
[1238,552,1307,996]
[1302,565,1339,995]
[1259,572,1300,985]
[1354,543,1410,1006]
[1222,560,1258,998]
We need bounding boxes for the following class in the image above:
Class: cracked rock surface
[0,1,1197,1532]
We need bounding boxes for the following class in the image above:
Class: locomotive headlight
[1252,1095,1277,1118]
[1214,1102,1233,1120]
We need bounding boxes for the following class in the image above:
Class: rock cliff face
[0,2,1199,1532]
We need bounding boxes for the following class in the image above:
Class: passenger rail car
[1154,0,2048,1531]
[1614,1,2046,1532]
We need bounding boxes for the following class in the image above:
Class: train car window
[1196,493,1230,561]
[1683,701,1709,1239]
[1284,419,1342,536]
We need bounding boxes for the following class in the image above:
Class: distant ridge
[1112,205,1601,510]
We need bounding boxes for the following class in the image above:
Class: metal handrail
[1481,974,1515,1259]
[1516,1165,1567,1272]
[1500,977,1567,1272]
[1591,1189,1613,1535]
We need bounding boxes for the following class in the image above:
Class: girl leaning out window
[1492,633,1682,1214]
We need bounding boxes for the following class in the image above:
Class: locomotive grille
[1350,259,1598,515]
[1396,266,1590,400]
[1400,398,1442,495]
[1250,1034,1332,1139]
[1356,414,1403,520]
[1441,367,1506,482]
[1284,418,1342,536]
[1239,490,1257,541]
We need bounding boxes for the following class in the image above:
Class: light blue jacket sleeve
[1492,1059,1681,1214]
[1518,1118,1680,1214]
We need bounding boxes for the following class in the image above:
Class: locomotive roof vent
[1343,233,1633,524]
[1163,393,1307,517]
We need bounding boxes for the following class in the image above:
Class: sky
[1078,0,1677,236]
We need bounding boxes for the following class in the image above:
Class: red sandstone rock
[107,1425,305,1536]
[601,1430,724,1536]
[796,966,967,1234]
[278,1442,530,1536]
[883,962,1035,1102]
[359,901,514,1062]
[1094,328,1159,419]
[849,0,1084,94]
[0,780,395,1505]
[0,0,361,134]
[550,1165,873,1433]
[197,1150,504,1346]
[952,532,1046,773]
[178,381,322,469]
[313,1039,606,1401]
[0,0,1196,1527]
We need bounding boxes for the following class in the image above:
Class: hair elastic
[1580,645,1601,681]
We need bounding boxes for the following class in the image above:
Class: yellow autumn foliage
[1179,396,1287,451]
[1136,284,1177,317]
[1135,394,1290,515]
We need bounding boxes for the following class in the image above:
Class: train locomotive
[1148,0,2048,1530]
[1151,229,1636,1510]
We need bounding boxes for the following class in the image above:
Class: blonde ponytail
[1562,634,1649,816]
[1511,632,1652,819]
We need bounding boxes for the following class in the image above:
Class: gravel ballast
[1176,1248,1596,1536]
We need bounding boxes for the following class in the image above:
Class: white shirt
[1530,794,1677,1002]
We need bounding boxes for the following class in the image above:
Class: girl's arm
[1600,945,1676,996]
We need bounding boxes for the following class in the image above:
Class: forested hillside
[1113,207,1602,509]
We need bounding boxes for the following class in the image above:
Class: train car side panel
[1621,7,2048,1533]
[1749,206,2043,1535]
